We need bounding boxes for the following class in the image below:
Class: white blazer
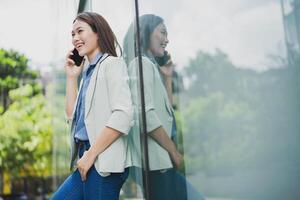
[68,54,134,174]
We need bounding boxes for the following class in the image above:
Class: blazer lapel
[85,54,109,118]
[71,79,83,125]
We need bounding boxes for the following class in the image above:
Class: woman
[124,14,204,200]
[52,12,133,200]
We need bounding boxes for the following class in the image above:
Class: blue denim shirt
[74,53,103,141]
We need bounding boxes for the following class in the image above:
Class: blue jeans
[51,141,129,200]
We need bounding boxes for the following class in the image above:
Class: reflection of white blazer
[126,56,173,170]
[68,54,133,174]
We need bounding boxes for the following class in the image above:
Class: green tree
[0,49,53,194]
[0,48,38,111]
[0,84,52,177]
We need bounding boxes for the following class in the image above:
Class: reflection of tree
[184,49,237,97]
[180,49,300,176]
[48,68,70,189]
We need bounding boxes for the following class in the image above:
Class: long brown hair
[74,12,121,56]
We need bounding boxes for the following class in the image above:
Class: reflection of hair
[74,12,121,56]
[123,14,163,64]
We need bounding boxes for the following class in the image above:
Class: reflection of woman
[52,12,133,199]
[155,51,178,143]
[124,14,204,200]
[124,14,182,172]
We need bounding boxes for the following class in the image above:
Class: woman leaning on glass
[51,12,133,200]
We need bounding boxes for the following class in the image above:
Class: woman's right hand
[159,53,173,77]
[64,49,85,78]
[170,150,183,169]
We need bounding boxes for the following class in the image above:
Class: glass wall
[1,0,297,199]
[78,0,146,199]
[134,0,300,199]
[91,0,146,199]
[72,0,300,199]
[50,0,78,191]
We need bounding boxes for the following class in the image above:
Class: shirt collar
[84,53,104,78]
[90,52,103,66]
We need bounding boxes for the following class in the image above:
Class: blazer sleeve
[142,58,162,132]
[105,58,134,135]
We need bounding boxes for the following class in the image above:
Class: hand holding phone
[155,50,171,67]
[70,48,84,66]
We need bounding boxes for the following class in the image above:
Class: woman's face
[149,23,169,57]
[72,20,100,59]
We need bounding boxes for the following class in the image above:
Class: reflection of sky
[143,0,286,71]
[0,0,286,71]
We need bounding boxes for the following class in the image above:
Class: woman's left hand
[76,150,96,181]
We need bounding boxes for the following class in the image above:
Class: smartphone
[155,50,170,66]
[70,48,84,66]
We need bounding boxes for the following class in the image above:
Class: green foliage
[0,48,53,179]
[0,84,52,177]
[46,74,70,176]
[0,48,39,110]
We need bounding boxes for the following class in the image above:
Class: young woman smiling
[52,12,133,200]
